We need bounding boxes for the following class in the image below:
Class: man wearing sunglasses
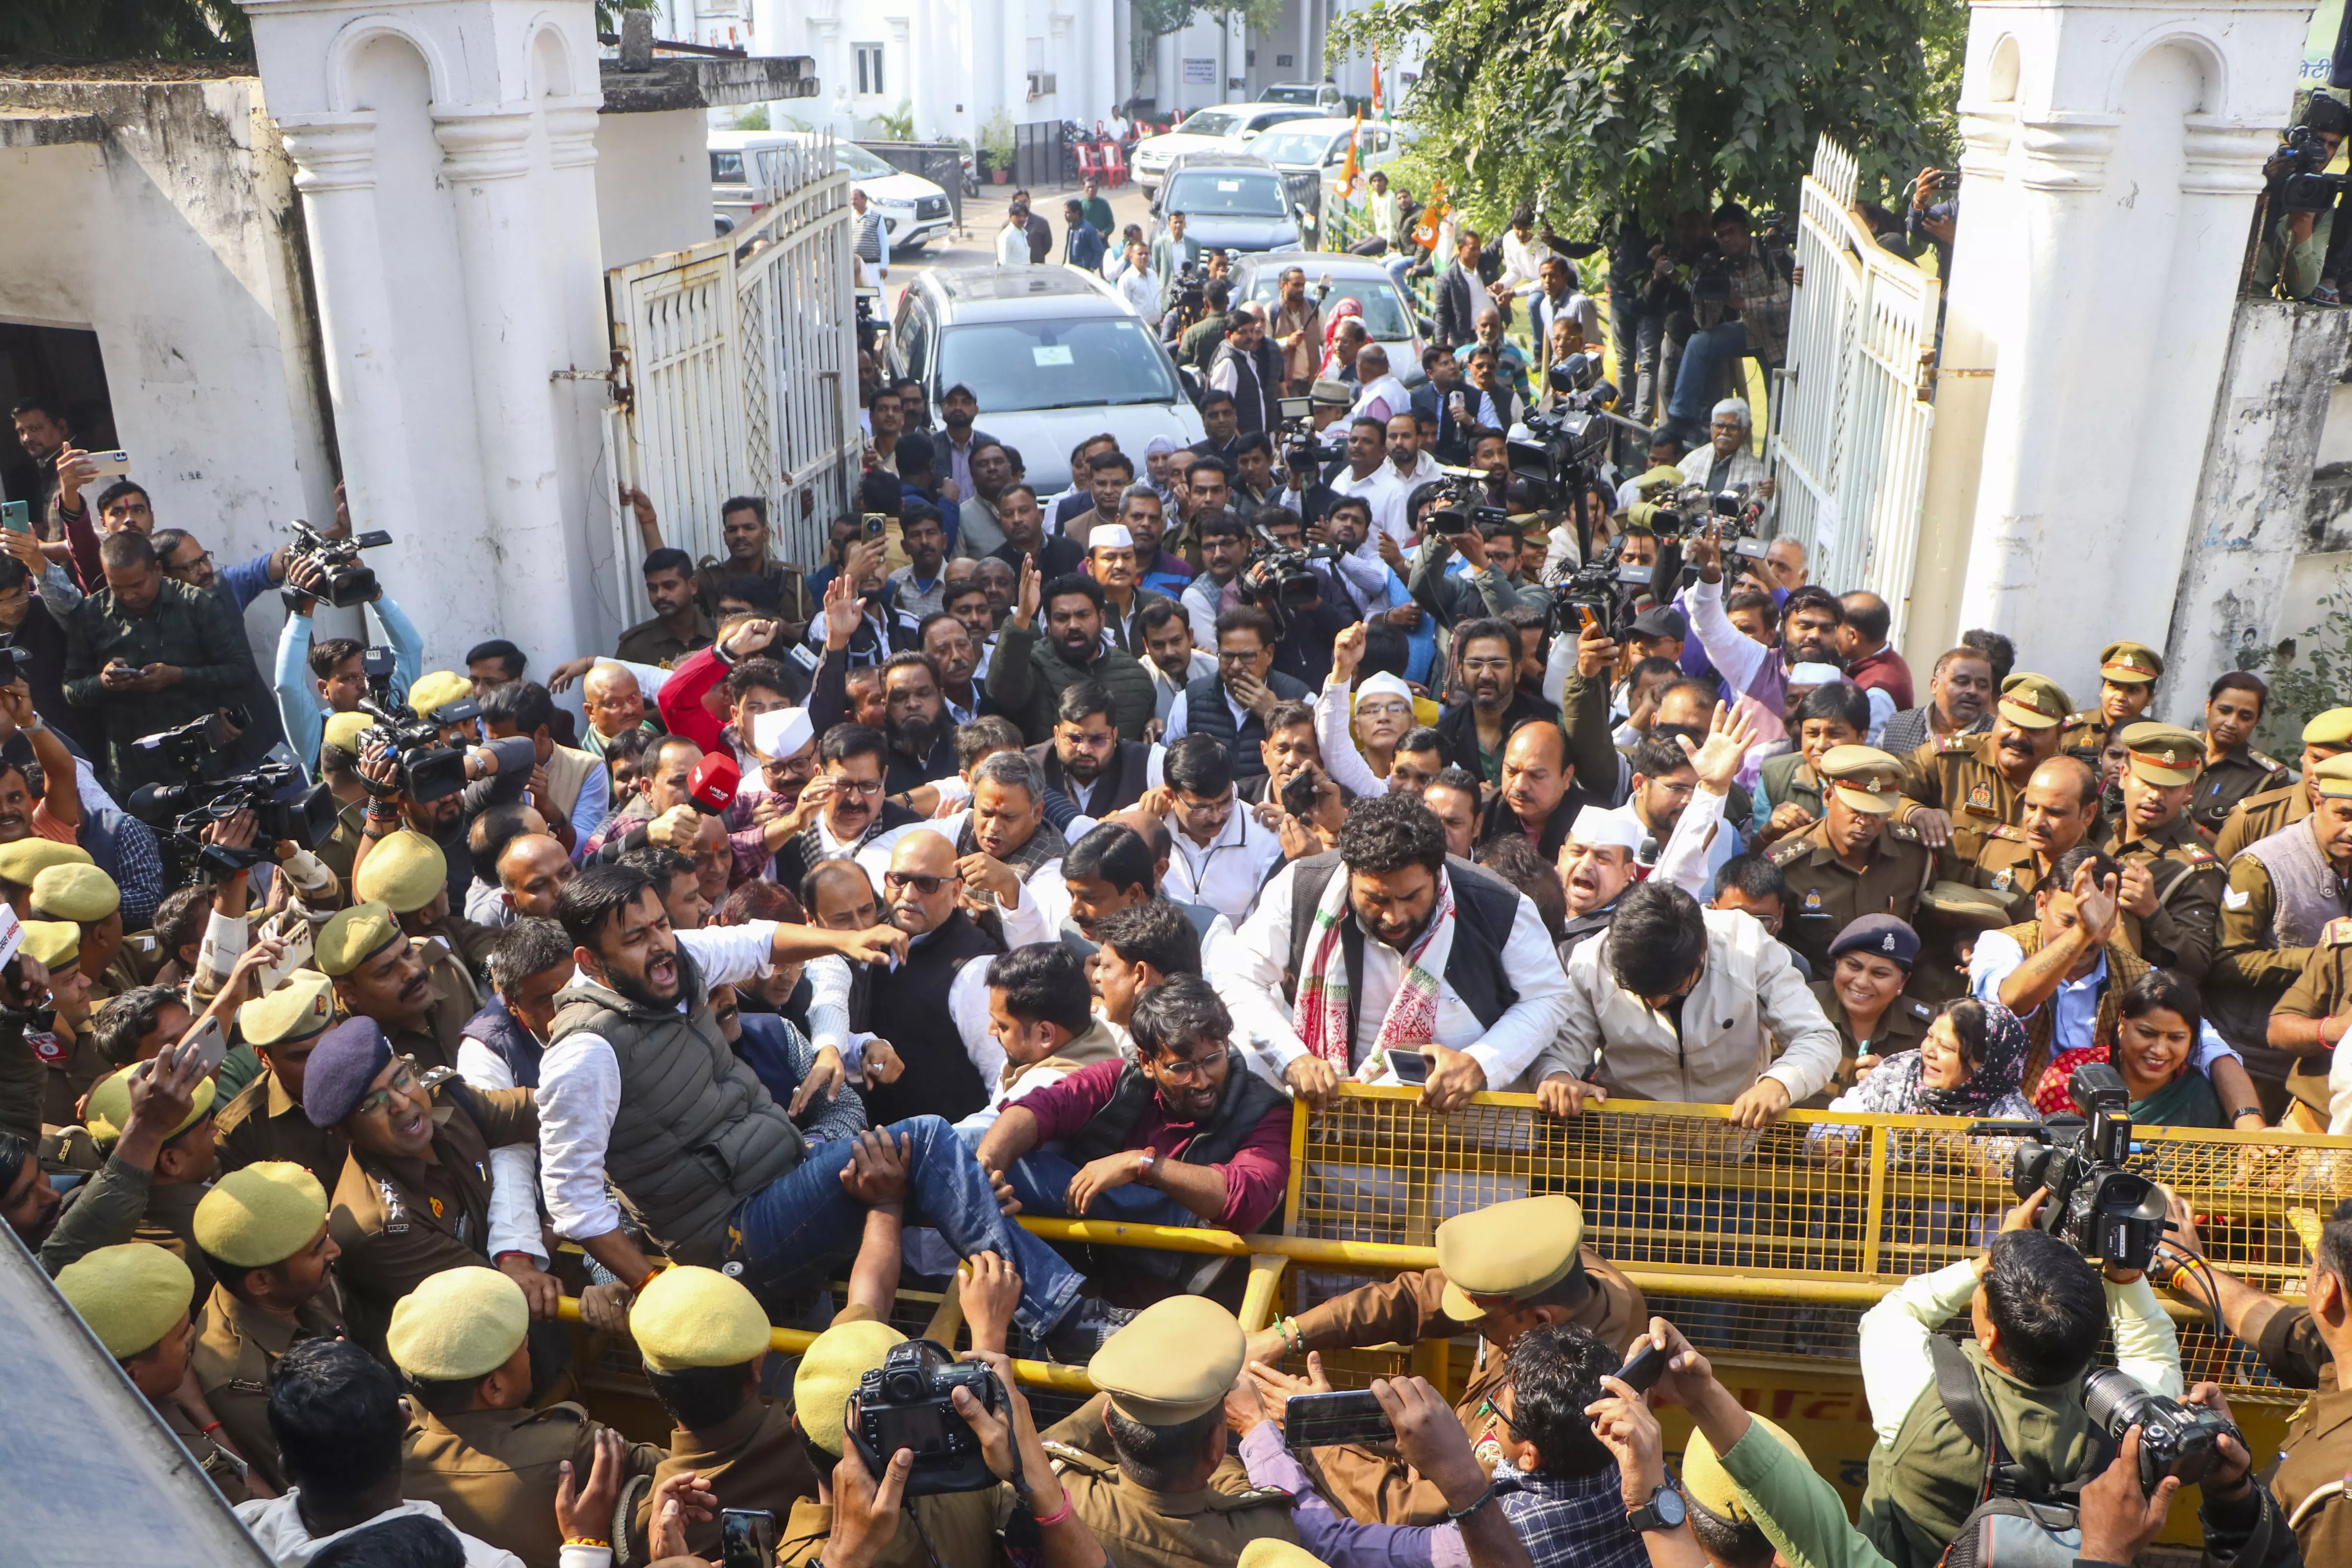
[847,830,1009,1129]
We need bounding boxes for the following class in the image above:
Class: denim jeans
[1668,320,1749,427]
[1008,1147,1214,1287]
[731,1114,1084,1338]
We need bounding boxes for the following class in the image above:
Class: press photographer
[348,666,539,910]
[2255,93,2352,303]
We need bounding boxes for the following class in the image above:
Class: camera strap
[1928,1336,2013,1503]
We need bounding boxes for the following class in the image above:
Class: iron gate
[605,137,860,622]
[1769,137,1942,641]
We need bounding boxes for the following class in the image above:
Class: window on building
[855,43,884,96]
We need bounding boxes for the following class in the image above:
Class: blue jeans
[1006,1148,1212,1231]
[1668,320,1749,427]
[731,1114,1084,1339]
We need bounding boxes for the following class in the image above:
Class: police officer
[82,1057,219,1308]
[2268,928,2352,1130]
[2098,723,2223,982]
[0,835,91,919]
[1242,1195,1643,1525]
[318,898,472,1075]
[1809,914,1936,1100]
[1908,881,2015,1004]
[299,1009,549,1354]
[1045,1296,1303,1563]
[353,829,491,1005]
[2215,707,2352,861]
[21,914,107,1129]
[30,862,136,1000]
[2189,674,2289,838]
[189,1160,345,1493]
[1897,672,2071,873]
[2058,640,2161,766]
[392,1266,662,1564]
[1768,745,1932,978]
[213,970,347,1189]
[2211,755,2352,1108]
[1961,755,2102,921]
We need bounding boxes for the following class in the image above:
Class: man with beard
[919,611,991,726]
[1084,524,1177,657]
[1215,793,1572,1112]
[1619,728,1745,883]
[934,383,996,504]
[850,830,1007,1126]
[1878,644,1996,758]
[1061,450,1135,545]
[986,565,1154,745]
[1435,617,1553,786]
[987,483,1082,580]
[895,750,1073,937]
[1136,599,1216,727]
[768,723,922,901]
[957,439,1016,559]
[1117,486,1192,595]
[581,735,710,864]
[1477,719,1592,859]
[873,651,956,791]
[1556,805,1645,962]
[716,708,817,884]
[1179,509,1250,647]
[886,505,952,640]
[1684,526,1845,746]
[1030,681,1159,824]
[316,894,477,1076]
[1164,606,1309,781]
[1765,745,1934,977]
[2096,724,2224,984]
[1896,671,2074,876]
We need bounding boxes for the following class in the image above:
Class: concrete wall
[0,75,336,670]
[596,106,714,268]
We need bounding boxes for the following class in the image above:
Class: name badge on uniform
[1966,783,1995,814]
[26,1030,65,1066]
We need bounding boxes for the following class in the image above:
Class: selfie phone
[1280,767,1320,820]
[1283,1389,1394,1450]
[1615,1338,1667,1396]
[178,1014,230,1078]
[0,501,28,535]
[81,451,131,482]
[861,511,887,539]
[1387,1050,1432,1087]
[718,1508,776,1568]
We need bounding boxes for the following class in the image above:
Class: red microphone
[687,752,740,815]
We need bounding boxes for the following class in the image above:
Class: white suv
[1130,102,1326,193]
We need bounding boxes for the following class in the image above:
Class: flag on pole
[1413,178,1448,250]
[1371,46,1382,118]
[1337,109,1363,197]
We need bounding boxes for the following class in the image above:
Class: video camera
[355,647,473,805]
[1971,1062,2170,1274]
[278,520,392,612]
[846,1338,1006,1497]
[0,638,31,685]
[2081,1369,2238,1491]
[1422,465,1506,539]
[1649,484,1771,563]
[1509,353,1630,509]
[1171,259,1209,321]
[1276,381,1350,476]
[2280,124,2347,214]
[126,709,339,879]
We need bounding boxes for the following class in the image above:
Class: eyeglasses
[1217,648,1265,665]
[883,870,960,896]
[1475,1394,1523,1442]
[1149,1052,1219,1082]
[1355,700,1412,721]
[831,776,884,796]
[354,1062,420,1120]
[1175,793,1234,820]
[166,551,215,576]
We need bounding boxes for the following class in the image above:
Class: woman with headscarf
[2031,970,2227,1127]
[1809,996,2038,1168]
[1317,298,1366,383]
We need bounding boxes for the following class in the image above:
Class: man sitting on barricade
[1242,1194,1643,1526]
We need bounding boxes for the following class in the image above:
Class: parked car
[1261,82,1344,109]
[1130,102,1324,192]
[1231,251,1432,389]
[709,131,951,249]
[1152,154,1305,257]
[1245,117,1410,193]
[886,267,1204,493]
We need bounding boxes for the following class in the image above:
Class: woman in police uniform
[1797,914,1936,1104]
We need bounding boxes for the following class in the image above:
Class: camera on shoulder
[279,519,393,612]
[1972,1062,2169,1274]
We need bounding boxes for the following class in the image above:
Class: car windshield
[1164,171,1288,218]
[936,317,1182,413]
[1249,128,1341,166]
[835,142,894,178]
[1246,270,1417,342]
[1175,110,1240,139]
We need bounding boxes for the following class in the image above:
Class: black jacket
[1436,688,1557,784]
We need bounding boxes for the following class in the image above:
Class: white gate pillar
[1946,0,2309,700]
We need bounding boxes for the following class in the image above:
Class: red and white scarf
[1293,865,1456,1070]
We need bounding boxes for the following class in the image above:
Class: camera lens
[2081,1368,2157,1437]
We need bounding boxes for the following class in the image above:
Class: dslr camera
[2082,1369,2237,1491]
[279,520,393,612]
[2280,124,2348,214]
[126,709,339,878]
[1974,1063,2169,1273]
[847,1338,1005,1497]
[356,648,472,804]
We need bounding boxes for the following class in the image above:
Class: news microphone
[688,752,740,815]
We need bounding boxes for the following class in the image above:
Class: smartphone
[1615,1338,1667,1396]
[861,512,888,539]
[719,1508,776,1568]
[0,501,28,535]
[1280,768,1320,820]
[1935,171,1961,192]
[80,451,131,482]
[258,920,315,993]
[177,1014,229,1078]
[1283,1389,1394,1450]
[1387,1049,1432,1087]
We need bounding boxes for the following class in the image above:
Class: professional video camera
[355,647,472,805]
[2081,1369,2238,1491]
[1509,352,1633,512]
[1552,556,1658,637]
[846,1338,1005,1497]
[1971,1062,2170,1273]
[278,519,393,612]
[125,710,338,879]
[2280,124,2348,214]
[1169,259,1209,327]
[1649,483,1771,563]
[1276,380,1350,478]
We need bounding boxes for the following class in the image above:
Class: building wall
[596,106,715,267]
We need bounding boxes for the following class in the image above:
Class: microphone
[687,752,740,815]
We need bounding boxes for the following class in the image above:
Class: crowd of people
[3,175,2350,1568]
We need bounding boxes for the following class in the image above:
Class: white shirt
[1331,463,1407,547]
[236,1495,523,1568]
[1314,678,1389,802]
[537,922,788,1242]
[1161,807,1284,922]
[997,223,1032,267]
[1117,267,1163,327]
[1212,861,1573,1089]
[1350,374,1410,426]
[1148,649,1219,724]
[1181,573,1236,648]
[454,1037,548,1267]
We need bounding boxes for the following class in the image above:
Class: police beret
[239,969,338,1048]
[387,1267,531,1383]
[1995,673,2070,731]
[2118,722,2201,787]
[1683,1413,1805,1522]
[1817,744,1904,814]
[193,1161,328,1269]
[1436,1195,1587,1322]
[0,837,92,888]
[408,671,478,723]
[2096,641,2162,685]
[300,1016,393,1127]
[30,862,119,924]
[1089,1296,1245,1425]
[1828,914,1920,970]
[316,902,401,977]
[354,830,448,916]
[793,1318,909,1456]
[2304,708,2352,748]
[1633,465,1687,494]
[631,1265,773,1372]
[322,710,374,755]
[86,1061,216,1146]
[2312,754,2352,801]
[18,918,80,972]
[1238,1545,1330,1568]
[56,1243,193,1359]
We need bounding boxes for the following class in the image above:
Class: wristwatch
[1626,1482,1687,1533]
[1135,1150,1159,1186]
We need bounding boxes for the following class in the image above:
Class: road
[881,177,1159,318]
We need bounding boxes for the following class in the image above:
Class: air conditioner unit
[1027,71,1056,98]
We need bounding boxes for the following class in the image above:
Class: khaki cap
[630,1265,773,1372]
[1684,1413,1805,1522]
[2304,708,2352,748]
[1995,673,2071,731]
[2118,722,2201,787]
[1435,1195,1587,1322]
[0,838,91,889]
[1634,465,1686,494]
[193,1161,328,1269]
[322,710,374,754]
[354,830,448,915]
[19,918,80,971]
[2312,754,2352,801]
[86,1062,216,1145]
[239,969,338,1048]
[408,670,476,721]
[1817,744,1904,814]
[794,1318,909,1456]
[2097,641,2163,685]
[316,902,401,977]
[30,862,119,923]
[1089,1297,1246,1424]
[56,1243,192,1360]
[1239,1545,1332,1568]
[1918,880,2014,929]
[387,1266,531,1382]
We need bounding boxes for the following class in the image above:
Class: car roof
[707,129,815,150]
[1163,152,1281,176]
[1232,251,1401,283]
[917,266,1128,322]
[1249,117,1359,137]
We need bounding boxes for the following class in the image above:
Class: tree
[1329,0,1966,234]
[1129,0,1285,100]
[0,0,249,62]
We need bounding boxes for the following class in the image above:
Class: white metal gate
[1769,137,1941,642]
[606,139,860,622]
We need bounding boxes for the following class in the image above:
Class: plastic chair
[1097,141,1126,187]
[1074,143,1101,183]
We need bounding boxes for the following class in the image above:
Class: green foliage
[873,101,917,142]
[1328,0,1966,233]
[735,104,770,131]
[595,0,660,34]
[0,0,250,62]
[2257,585,2352,749]
[981,107,1017,167]
[1128,0,1286,94]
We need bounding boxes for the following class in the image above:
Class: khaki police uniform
[2098,724,2224,982]
[2057,641,2161,766]
[2265,922,2352,1127]
[192,1282,345,1495]
[405,1404,662,1566]
[1806,978,1935,1101]
[1770,747,1932,976]
[57,1243,254,1501]
[2216,708,2352,860]
[215,1072,348,1192]
[2191,739,2289,838]
[1898,675,2071,881]
[167,1402,259,1505]
[2272,1381,2352,1567]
